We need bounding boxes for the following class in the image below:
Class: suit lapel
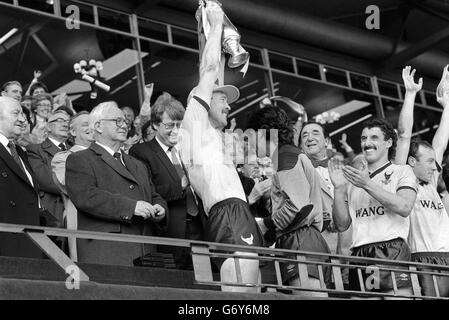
[42,138,61,158]
[151,139,179,182]
[17,147,40,194]
[318,173,334,199]
[0,143,35,188]
[91,143,138,184]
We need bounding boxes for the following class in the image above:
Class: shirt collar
[369,161,392,179]
[155,136,176,154]
[0,133,10,150]
[95,141,116,157]
[48,136,64,148]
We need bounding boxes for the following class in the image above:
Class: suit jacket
[0,143,42,258]
[26,138,65,227]
[129,139,201,239]
[271,144,323,231]
[66,142,168,266]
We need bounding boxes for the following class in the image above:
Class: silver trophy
[197,0,250,68]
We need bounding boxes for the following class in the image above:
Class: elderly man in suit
[51,111,94,261]
[27,109,70,227]
[0,97,42,258]
[129,92,203,269]
[66,101,168,266]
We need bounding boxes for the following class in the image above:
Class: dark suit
[66,142,168,266]
[129,139,203,268]
[0,143,42,258]
[26,138,65,227]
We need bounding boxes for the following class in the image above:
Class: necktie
[169,147,185,180]
[113,152,125,167]
[7,141,26,174]
[168,147,199,216]
[311,157,329,168]
[58,143,67,151]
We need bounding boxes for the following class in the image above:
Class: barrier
[1,222,448,299]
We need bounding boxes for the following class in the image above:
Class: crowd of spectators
[1,2,449,298]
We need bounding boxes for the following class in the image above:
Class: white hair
[0,96,21,119]
[89,101,119,132]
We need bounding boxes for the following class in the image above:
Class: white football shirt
[179,96,246,215]
[347,162,418,248]
[408,168,449,253]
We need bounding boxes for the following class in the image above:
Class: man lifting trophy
[196,0,250,69]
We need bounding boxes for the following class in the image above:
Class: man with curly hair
[247,105,331,296]
[329,118,418,297]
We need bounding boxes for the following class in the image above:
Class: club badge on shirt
[382,170,393,185]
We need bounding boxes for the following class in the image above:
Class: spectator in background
[27,109,70,230]
[247,105,330,296]
[133,115,143,138]
[24,70,47,97]
[25,70,49,98]
[51,111,94,261]
[31,94,53,126]
[121,106,135,127]
[130,92,203,269]
[330,118,417,297]
[66,101,167,266]
[0,97,42,259]
[1,81,22,102]
[141,119,156,142]
[339,133,356,163]
[21,95,33,112]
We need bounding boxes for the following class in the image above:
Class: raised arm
[433,65,449,165]
[194,2,224,103]
[25,70,42,96]
[395,66,423,165]
[180,2,224,164]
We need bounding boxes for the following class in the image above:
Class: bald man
[0,97,41,258]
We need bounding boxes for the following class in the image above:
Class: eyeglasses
[49,118,70,124]
[37,103,52,108]
[160,121,182,130]
[100,118,127,127]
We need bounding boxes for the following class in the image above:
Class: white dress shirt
[0,133,34,187]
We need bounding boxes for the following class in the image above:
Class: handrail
[2,223,447,271]
[1,223,449,299]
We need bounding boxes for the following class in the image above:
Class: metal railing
[0,222,448,299]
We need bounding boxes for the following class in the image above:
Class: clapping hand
[342,158,371,188]
[329,157,348,189]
